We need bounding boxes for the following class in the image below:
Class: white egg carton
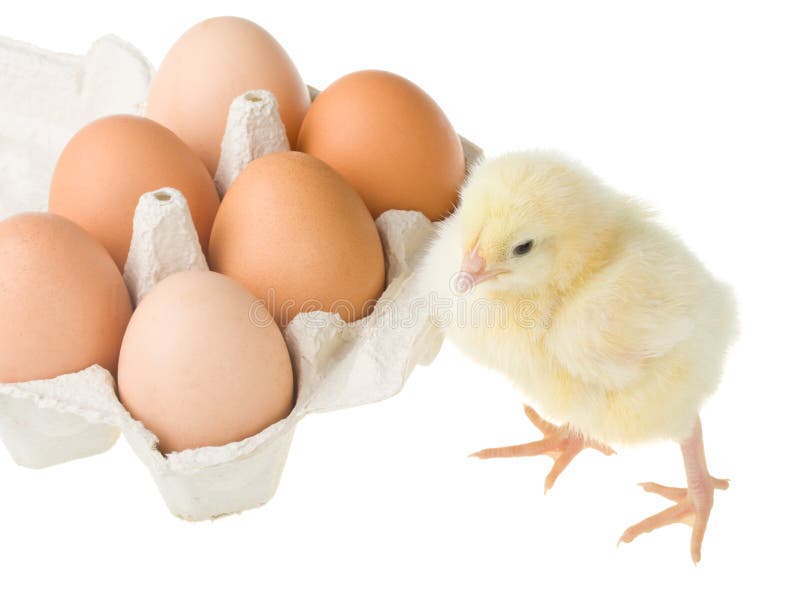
[0,35,482,520]
[0,35,153,220]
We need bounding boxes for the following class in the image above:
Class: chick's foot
[618,419,728,564]
[469,405,615,493]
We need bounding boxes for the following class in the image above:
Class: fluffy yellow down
[420,151,737,445]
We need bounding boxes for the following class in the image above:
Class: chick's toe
[469,405,615,494]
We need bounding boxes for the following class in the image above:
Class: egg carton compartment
[0,35,152,221]
[0,36,482,520]
[0,367,121,469]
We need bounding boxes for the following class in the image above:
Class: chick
[420,151,737,563]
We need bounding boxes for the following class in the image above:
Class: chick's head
[455,151,623,296]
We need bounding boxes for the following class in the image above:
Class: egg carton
[0,35,482,520]
[0,34,153,221]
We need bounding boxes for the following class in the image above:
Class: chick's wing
[545,234,698,390]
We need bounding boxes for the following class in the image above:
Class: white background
[1,1,798,596]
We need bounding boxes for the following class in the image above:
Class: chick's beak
[453,245,507,294]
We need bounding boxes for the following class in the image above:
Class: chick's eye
[513,240,534,256]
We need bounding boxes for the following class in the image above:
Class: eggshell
[145,16,310,173]
[208,151,386,327]
[297,70,465,221]
[0,213,132,383]
[117,270,294,454]
[48,115,219,271]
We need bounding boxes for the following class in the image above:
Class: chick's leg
[618,418,728,564]
[470,405,615,493]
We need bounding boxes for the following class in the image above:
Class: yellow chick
[420,150,738,563]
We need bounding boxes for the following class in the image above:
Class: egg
[297,70,465,221]
[208,151,385,327]
[0,213,132,383]
[146,16,310,174]
[117,271,294,454]
[48,115,220,271]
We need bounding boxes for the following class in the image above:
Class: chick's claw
[469,405,615,493]
[619,478,729,564]
[618,420,727,564]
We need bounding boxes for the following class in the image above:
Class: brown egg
[48,115,220,271]
[0,213,132,383]
[146,16,310,173]
[117,271,294,454]
[297,70,465,221]
[209,151,385,327]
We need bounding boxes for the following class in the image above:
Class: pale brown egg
[48,115,220,271]
[146,16,310,174]
[297,70,465,221]
[117,270,294,454]
[0,213,132,383]
[208,151,385,327]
